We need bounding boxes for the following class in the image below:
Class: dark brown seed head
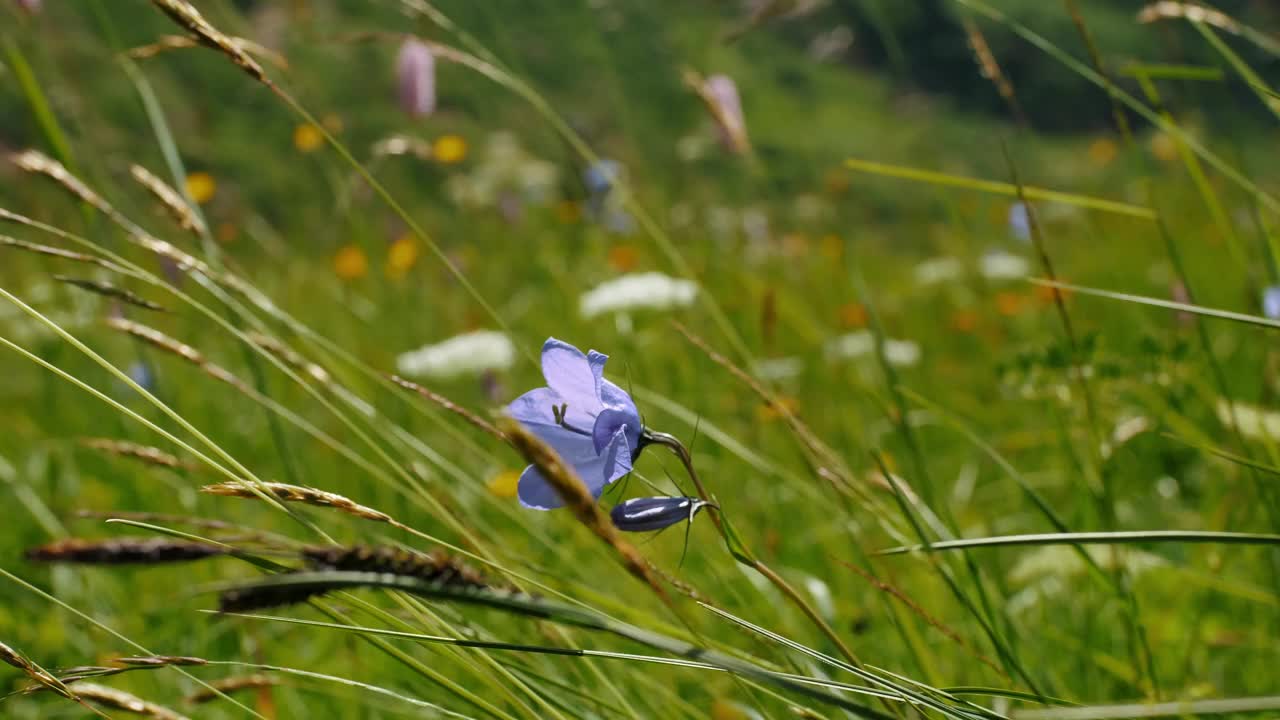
[218,572,326,613]
[24,538,228,565]
[301,545,493,591]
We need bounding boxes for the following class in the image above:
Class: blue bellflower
[508,338,643,509]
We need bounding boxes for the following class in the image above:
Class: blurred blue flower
[507,338,642,510]
[583,160,634,234]
[1264,285,1280,320]
[1009,202,1031,242]
[583,159,622,197]
[127,362,155,392]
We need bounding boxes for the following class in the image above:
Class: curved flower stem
[638,430,868,674]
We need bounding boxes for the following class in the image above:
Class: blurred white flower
[753,356,804,381]
[980,250,1030,280]
[1009,545,1165,586]
[826,331,920,367]
[827,331,874,359]
[914,257,963,286]
[396,330,516,379]
[1219,399,1280,441]
[579,272,698,318]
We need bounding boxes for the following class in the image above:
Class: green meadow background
[1,0,1280,718]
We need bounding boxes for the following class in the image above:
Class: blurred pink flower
[396,38,436,118]
[16,0,41,13]
[703,74,749,154]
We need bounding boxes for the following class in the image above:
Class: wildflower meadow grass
[1,1,1280,718]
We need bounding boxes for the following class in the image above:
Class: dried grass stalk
[962,17,1027,128]
[55,275,168,312]
[127,34,289,71]
[0,641,73,698]
[391,375,504,440]
[0,234,127,273]
[129,164,206,236]
[246,332,331,385]
[9,150,116,218]
[497,417,667,601]
[184,674,280,705]
[106,317,252,394]
[68,682,191,720]
[201,481,395,525]
[1137,1,1240,31]
[25,538,227,565]
[79,438,195,471]
[147,0,271,86]
[114,656,207,667]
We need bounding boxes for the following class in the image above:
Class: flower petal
[541,338,602,426]
[593,407,640,455]
[506,387,561,426]
[517,465,564,510]
[516,428,631,509]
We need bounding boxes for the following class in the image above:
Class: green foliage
[0,0,1279,718]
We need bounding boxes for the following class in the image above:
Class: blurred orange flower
[185,172,216,205]
[995,291,1026,316]
[1034,282,1073,304]
[215,222,238,244]
[949,309,979,333]
[433,134,468,164]
[607,244,640,272]
[334,244,369,280]
[293,122,324,153]
[838,302,867,328]
[385,234,419,278]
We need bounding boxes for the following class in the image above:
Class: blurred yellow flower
[333,244,369,280]
[755,396,798,423]
[1150,131,1179,163]
[293,122,324,153]
[1088,137,1118,167]
[433,134,468,164]
[385,234,419,279]
[607,244,639,272]
[487,469,521,498]
[185,172,216,205]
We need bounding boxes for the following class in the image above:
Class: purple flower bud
[611,496,712,532]
[702,74,749,154]
[396,39,436,118]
